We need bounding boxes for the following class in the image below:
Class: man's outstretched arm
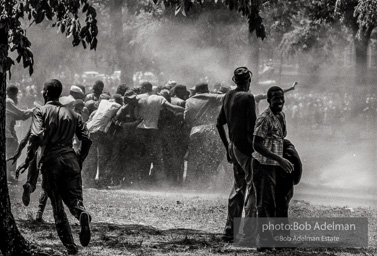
[7,128,31,165]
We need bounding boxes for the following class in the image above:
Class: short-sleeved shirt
[184,93,223,128]
[136,93,167,129]
[216,89,256,156]
[252,107,287,166]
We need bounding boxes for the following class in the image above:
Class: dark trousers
[41,152,89,250]
[136,129,164,183]
[251,159,279,247]
[37,190,49,215]
[161,127,188,185]
[224,143,256,239]
[6,138,18,180]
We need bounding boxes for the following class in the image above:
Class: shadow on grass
[16,220,375,255]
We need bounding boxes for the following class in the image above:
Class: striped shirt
[252,107,286,166]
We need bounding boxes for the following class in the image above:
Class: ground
[6,184,377,256]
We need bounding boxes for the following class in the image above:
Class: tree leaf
[35,11,45,24]
[29,64,34,76]
[82,40,87,49]
[83,3,89,13]
[79,25,88,38]
[90,37,97,50]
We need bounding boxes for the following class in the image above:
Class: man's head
[74,99,85,114]
[43,79,63,102]
[173,84,188,100]
[267,86,285,113]
[140,81,153,93]
[6,84,19,104]
[70,85,85,100]
[115,84,128,96]
[232,67,252,92]
[76,84,86,94]
[195,83,209,94]
[124,90,138,105]
[112,94,123,105]
[92,80,104,96]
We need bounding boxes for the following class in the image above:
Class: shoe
[66,244,78,255]
[79,212,91,247]
[221,233,234,242]
[257,247,274,252]
[22,183,32,206]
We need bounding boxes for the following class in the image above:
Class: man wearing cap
[70,85,85,100]
[184,83,224,188]
[216,67,257,242]
[135,81,184,184]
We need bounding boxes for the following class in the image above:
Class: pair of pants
[6,137,19,180]
[135,129,164,183]
[82,131,111,187]
[224,143,256,239]
[251,159,279,247]
[41,151,89,250]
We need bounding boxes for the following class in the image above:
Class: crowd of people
[284,91,377,133]
[5,67,374,254]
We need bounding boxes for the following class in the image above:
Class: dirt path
[7,185,377,255]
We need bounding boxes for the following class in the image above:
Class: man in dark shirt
[16,79,92,255]
[216,67,257,242]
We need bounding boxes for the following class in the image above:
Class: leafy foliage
[160,0,266,39]
[0,0,99,77]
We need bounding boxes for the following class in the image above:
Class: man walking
[216,67,257,242]
[16,79,92,255]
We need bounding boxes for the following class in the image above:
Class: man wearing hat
[216,67,257,242]
[70,85,85,100]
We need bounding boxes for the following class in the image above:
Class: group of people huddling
[5,66,303,254]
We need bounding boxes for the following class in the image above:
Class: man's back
[137,93,167,129]
[31,101,87,155]
[184,93,223,127]
[218,89,256,156]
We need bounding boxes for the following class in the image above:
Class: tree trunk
[0,27,32,256]
[354,26,374,86]
[248,33,260,87]
[110,0,124,72]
